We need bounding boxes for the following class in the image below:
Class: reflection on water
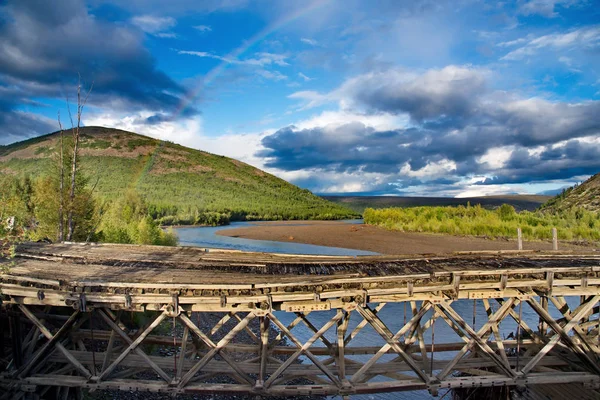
[173,221,575,400]
[173,220,378,256]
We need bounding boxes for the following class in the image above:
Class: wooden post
[552,228,558,250]
[517,227,523,250]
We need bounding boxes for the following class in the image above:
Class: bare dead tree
[65,75,93,241]
[57,112,65,242]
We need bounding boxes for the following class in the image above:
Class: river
[174,220,378,256]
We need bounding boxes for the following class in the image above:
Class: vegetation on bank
[1,173,178,246]
[364,203,600,242]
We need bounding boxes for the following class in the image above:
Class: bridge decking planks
[7,242,600,287]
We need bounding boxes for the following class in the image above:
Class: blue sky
[1,0,599,197]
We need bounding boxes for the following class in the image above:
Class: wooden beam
[16,306,87,379]
[353,304,431,385]
[96,308,171,382]
[265,311,343,388]
[523,296,600,375]
[177,312,256,388]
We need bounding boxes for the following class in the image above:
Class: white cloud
[293,109,408,132]
[131,15,176,34]
[287,90,332,110]
[298,72,312,81]
[257,70,288,81]
[454,183,524,198]
[178,50,289,67]
[497,37,530,47]
[155,32,178,39]
[193,25,212,33]
[301,38,318,46]
[400,159,457,179]
[501,26,600,60]
[518,0,582,18]
[477,146,515,169]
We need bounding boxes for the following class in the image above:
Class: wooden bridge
[1,242,600,399]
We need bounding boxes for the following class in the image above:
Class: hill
[0,127,357,223]
[540,173,600,213]
[323,194,551,214]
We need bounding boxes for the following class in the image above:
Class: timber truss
[1,244,600,398]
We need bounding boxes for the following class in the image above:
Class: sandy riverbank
[217,220,595,255]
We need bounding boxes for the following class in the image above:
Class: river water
[174,220,378,256]
[172,222,572,400]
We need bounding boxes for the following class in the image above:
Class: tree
[99,190,177,246]
[32,154,98,242]
[65,76,93,241]
[57,112,65,241]
[46,76,95,242]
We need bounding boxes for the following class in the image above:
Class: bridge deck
[9,242,600,283]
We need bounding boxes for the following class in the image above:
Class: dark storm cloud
[260,122,421,173]
[0,0,197,140]
[262,66,600,192]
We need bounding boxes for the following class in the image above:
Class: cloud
[193,25,212,33]
[91,0,249,15]
[501,26,600,60]
[298,72,312,82]
[154,32,178,39]
[131,15,176,34]
[300,38,318,46]
[0,110,56,145]
[290,66,488,121]
[260,66,600,194]
[338,66,488,121]
[256,70,288,81]
[178,50,289,66]
[517,0,582,18]
[0,0,194,141]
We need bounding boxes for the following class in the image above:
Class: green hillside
[0,127,357,224]
[540,173,600,213]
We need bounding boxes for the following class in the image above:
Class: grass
[364,204,600,242]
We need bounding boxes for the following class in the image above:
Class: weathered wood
[15,306,83,379]
[96,308,171,382]
[265,312,342,388]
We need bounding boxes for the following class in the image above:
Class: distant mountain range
[0,127,357,222]
[323,195,552,214]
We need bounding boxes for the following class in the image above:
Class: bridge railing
[1,266,600,398]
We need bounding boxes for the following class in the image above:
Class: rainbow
[173,0,331,119]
